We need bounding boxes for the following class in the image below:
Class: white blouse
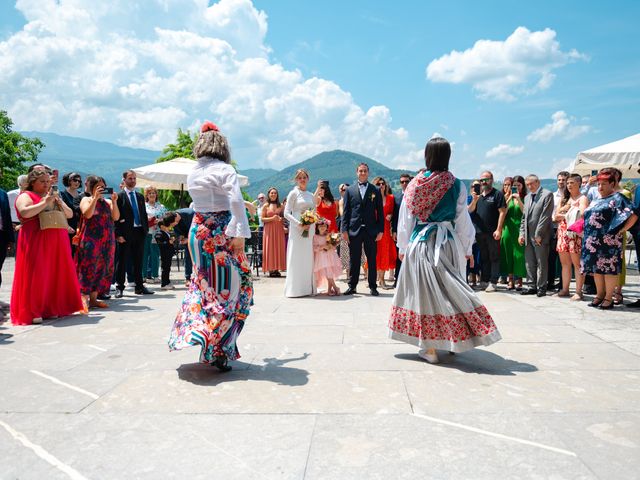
[187,157,251,239]
[397,182,475,256]
[284,187,315,230]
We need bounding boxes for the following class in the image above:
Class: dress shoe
[598,300,614,310]
[114,289,124,298]
[135,286,155,295]
[536,290,547,297]
[97,293,111,300]
[343,287,357,296]
[627,299,640,309]
[212,356,232,372]
[520,289,537,296]
[370,288,379,296]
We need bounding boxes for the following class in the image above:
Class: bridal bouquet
[299,209,318,237]
[326,232,341,247]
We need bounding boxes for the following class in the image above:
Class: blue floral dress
[580,192,635,275]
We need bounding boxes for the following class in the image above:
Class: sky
[1,0,639,178]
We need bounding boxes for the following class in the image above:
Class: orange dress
[316,201,338,233]
[262,206,287,271]
[376,194,397,271]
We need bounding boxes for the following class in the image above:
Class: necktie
[129,191,141,226]
[531,193,536,202]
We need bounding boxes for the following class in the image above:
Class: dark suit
[341,182,384,289]
[0,188,15,287]
[391,191,404,285]
[115,189,149,290]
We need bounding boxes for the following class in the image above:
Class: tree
[0,110,44,191]
[155,129,198,209]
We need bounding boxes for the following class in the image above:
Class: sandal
[612,292,623,305]
[555,290,570,298]
[212,355,232,372]
[599,298,614,310]
[589,297,604,308]
[89,300,108,309]
[570,293,583,301]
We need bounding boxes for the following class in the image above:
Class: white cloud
[0,0,419,170]
[485,144,525,158]
[426,27,587,101]
[546,157,574,177]
[527,110,591,142]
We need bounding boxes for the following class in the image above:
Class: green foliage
[156,128,197,210]
[0,110,44,190]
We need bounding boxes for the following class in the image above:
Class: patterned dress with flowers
[580,192,635,275]
[168,211,253,363]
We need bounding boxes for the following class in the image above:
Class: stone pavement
[1,257,639,479]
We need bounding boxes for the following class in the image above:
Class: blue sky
[1,0,639,178]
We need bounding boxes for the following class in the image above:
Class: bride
[284,169,317,297]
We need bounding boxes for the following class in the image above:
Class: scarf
[404,170,456,222]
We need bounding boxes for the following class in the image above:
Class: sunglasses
[400,180,409,184]
[71,178,81,182]
[480,179,490,183]
[376,182,385,186]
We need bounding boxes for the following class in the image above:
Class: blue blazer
[341,182,384,237]
[0,188,15,243]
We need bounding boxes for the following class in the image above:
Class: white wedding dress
[284,187,317,297]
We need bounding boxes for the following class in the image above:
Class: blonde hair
[193,130,230,162]
[292,168,309,182]
[144,185,158,201]
[26,169,49,191]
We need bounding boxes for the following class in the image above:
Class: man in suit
[341,162,385,296]
[115,170,153,297]
[391,173,412,288]
[519,174,555,297]
[0,179,16,293]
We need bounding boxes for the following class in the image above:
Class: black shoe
[97,293,111,300]
[583,285,597,295]
[370,288,379,296]
[588,297,604,308]
[627,300,640,309]
[343,287,357,296]
[135,286,155,295]
[212,356,232,372]
[536,290,547,297]
[114,289,124,298]
[521,289,537,296]
[598,299,614,310]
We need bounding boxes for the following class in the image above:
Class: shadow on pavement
[395,350,538,376]
[177,355,310,387]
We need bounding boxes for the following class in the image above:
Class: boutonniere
[371,193,376,200]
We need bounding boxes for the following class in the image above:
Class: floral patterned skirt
[168,211,253,363]
[389,233,501,353]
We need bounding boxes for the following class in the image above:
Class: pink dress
[313,234,342,285]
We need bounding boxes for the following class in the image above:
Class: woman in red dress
[314,180,339,233]
[372,176,397,289]
[261,187,286,277]
[11,169,84,325]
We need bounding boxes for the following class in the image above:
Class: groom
[341,162,384,296]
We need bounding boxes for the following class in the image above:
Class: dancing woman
[389,137,501,364]
[168,122,253,372]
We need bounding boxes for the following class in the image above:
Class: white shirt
[358,182,368,198]
[7,189,20,223]
[187,157,251,239]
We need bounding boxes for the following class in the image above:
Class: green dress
[500,197,527,279]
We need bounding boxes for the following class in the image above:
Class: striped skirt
[168,211,253,363]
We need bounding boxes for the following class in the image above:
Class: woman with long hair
[371,176,397,289]
[389,137,501,364]
[261,187,286,277]
[499,175,527,290]
[169,122,253,372]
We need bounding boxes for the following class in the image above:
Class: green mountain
[244,150,413,199]
[22,131,160,190]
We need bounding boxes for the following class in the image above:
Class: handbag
[71,215,85,246]
[564,205,582,238]
[38,204,69,230]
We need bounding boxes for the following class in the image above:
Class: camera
[102,187,114,195]
[591,169,598,176]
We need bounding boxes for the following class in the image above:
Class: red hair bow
[201,121,219,133]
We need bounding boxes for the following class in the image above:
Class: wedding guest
[171,207,194,287]
[468,170,506,292]
[392,173,411,287]
[389,137,501,364]
[610,168,633,305]
[169,121,253,372]
[115,170,153,297]
[547,171,569,291]
[143,185,167,284]
[580,171,637,309]
[627,185,640,309]
[11,169,83,325]
[76,175,119,310]
[499,176,526,290]
[519,174,555,297]
[60,172,82,251]
[155,212,179,290]
[284,169,317,297]
[466,180,482,288]
[342,163,384,296]
[371,176,396,289]
[8,174,28,224]
[337,183,351,276]
[313,218,342,295]
[253,192,267,232]
[314,180,339,232]
[0,174,15,290]
[553,173,588,300]
[261,187,286,277]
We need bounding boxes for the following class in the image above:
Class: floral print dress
[580,192,635,275]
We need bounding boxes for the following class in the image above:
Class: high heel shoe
[599,298,614,310]
[612,292,623,305]
[588,297,604,308]
[212,356,232,372]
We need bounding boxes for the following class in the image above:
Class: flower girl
[313,218,342,296]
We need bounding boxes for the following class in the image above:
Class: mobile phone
[511,186,517,194]
[51,185,59,193]
[591,169,598,176]
[473,184,481,195]
[102,187,114,195]
[52,169,59,178]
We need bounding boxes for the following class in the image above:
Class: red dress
[376,194,397,270]
[10,191,84,325]
[316,201,338,233]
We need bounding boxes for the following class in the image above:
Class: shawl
[403,170,456,222]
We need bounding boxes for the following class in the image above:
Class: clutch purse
[39,205,69,230]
